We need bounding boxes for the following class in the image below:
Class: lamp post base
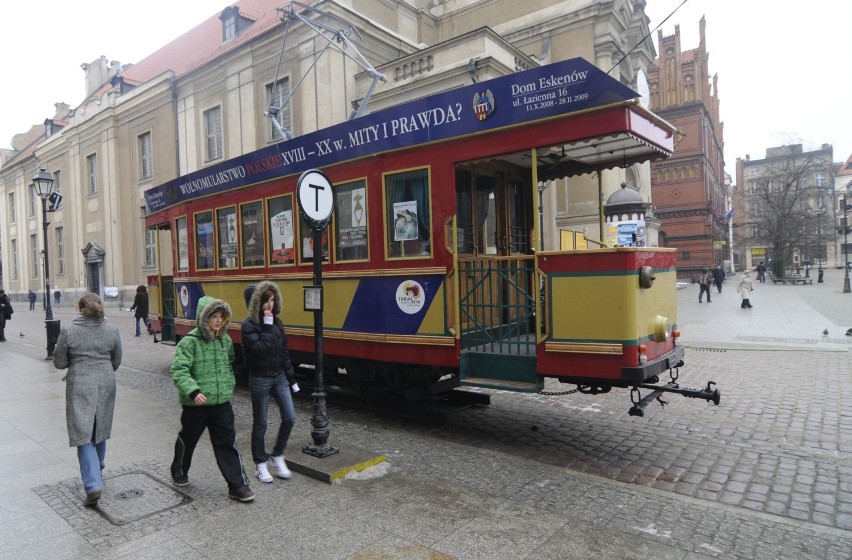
[844,276,851,294]
[45,319,61,359]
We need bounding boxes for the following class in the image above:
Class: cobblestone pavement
[3,270,851,558]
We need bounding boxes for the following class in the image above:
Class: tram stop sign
[297,169,334,230]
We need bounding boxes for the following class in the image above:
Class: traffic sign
[297,169,334,229]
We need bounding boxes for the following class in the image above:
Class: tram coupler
[629,381,721,417]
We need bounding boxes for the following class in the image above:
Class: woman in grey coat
[53,293,122,506]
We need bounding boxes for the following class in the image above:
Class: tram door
[455,164,538,390]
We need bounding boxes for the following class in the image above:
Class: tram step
[461,377,540,393]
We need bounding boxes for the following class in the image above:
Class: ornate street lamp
[32,168,61,358]
[844,193,850,294]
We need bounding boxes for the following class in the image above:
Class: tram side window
[267,195,295,266]
[194,211,215,270]
[216,206,238,269]
[334,179,368,262]
[176,216,189,271]
[299,220,329,264]
[240,201,265,268]
[384,168,431,259]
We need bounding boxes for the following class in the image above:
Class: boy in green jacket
[170,295,254,502]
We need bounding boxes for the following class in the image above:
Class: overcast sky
[2,0,850,179]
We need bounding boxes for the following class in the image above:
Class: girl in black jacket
[240,281,298,483]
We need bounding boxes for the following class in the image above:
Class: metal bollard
[818,269,824,283]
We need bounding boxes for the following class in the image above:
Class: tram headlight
[652,315,672,343]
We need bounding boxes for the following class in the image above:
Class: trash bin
[818,269,824,283]
[45,319,61,359]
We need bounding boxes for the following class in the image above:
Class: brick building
[647,17,727,278]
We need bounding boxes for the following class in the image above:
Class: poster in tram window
[194,211,214,270]
[336,183,367,249]
[393,200,418,241]
[217,207,238,268]
[241,201,265,267]
[176,216,189,270]
[268,195,295,265]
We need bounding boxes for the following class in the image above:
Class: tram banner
[145,57,641,213]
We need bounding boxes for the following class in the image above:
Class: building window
[30,234,39,278]
[748,167,758,176]
[87,153,98,195]
[751,225,759,237]
[144,227,157,269]
[138,132,153,180]
[10,239,18,280]
[814,172,825,187]
[56,227,65,276]
[267,78,292,141]
[204,106,223,161]
[747,181,756,195]
[223,15,236,41]
[53,170,61,191]
[8,192,15,223]
[28,184,37,217]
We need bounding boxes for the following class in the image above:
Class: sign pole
[297,169,339,458]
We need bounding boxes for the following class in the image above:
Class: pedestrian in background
[738,270,754,309]
[697,268,713,303]
[54,287,61,307]
[241,281,299,484]
[53,293,123,507]
[712,264,725,294]
[756,261,767,283]
[129,285,150,337]
[28,289,36,310]
[0,289,12,342]
[170,296,254,502]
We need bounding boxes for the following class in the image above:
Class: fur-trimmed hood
[244,281,282,324]
[195,295,232,340]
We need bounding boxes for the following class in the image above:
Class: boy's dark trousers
[698,284,711,302]
[171,402,248,489]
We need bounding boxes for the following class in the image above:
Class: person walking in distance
[54,287,62,307]
[170,296,254,502]
[697,268,713,303]
[0,289,12,342]
[712,264,726,294]
[738,269,754,309]
[129,285,150,337]
[28,289,37,310]
[241,282,299,484]
[53,293,123,506]
[756,261,767,283]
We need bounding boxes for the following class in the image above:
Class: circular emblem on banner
[180,285,189,308]
[395,280,425,314]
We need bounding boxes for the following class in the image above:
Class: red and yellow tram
[144,58,719,415]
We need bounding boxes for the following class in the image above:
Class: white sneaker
[256,461,273,483]
[269,455,291,479]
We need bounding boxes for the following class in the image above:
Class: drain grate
[88,471,191,526]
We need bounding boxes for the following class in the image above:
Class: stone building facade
[0,0,660,302]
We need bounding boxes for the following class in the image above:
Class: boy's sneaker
[269,455,292,479]
[228,485,255,502]
[172,474,189,487]
[256,461,273,483]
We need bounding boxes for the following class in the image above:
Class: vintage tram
[144,57,720,416]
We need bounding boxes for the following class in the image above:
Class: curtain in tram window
[387,169,430,252]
